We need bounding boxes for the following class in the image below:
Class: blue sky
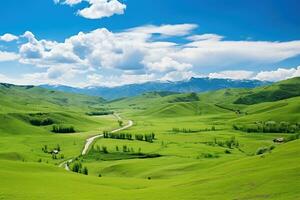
[0,0,300,87]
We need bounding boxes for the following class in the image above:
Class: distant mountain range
[40,77,271,100]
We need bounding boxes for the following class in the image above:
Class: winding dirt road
[59,115,133,171]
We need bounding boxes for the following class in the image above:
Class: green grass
[0,79,300,199]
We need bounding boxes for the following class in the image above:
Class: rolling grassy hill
[1,139,299,200]
[234,77,300,105]
[0,78,299,200]
[0,84,119,164]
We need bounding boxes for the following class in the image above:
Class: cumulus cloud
[146,57,192,72]
[187,33,224,41]
[205,67,300,82]
[0,51,19,62]
[0,33,18,42]
[208,70,255,80]
[128,24,198,37]
[254,66,300,81]
[86,73,157,87]
[161,71,198,82]
[17,25,300,76]
[55,0,126,19]
[2,23,300,86]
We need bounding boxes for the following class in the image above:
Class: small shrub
[224,149,231,154]
[202,153,219,158]
[101,146,108,154]
[82,167,88,175]
[256,147,268,155]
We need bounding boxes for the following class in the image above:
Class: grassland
[0,78,299,199]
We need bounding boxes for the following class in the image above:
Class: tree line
[172,126,216,133]
[52,125,75,133]
[30,118,54,126]
[206,136,240,149]
[86,111,114,116]
[233,121,300,133]
[92,144,142,154]
[103,131,156,143]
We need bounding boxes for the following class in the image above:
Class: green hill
[0,83,118,164]
[0,79,300,200]
[234,77,300,105]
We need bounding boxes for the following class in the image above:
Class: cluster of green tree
[103,131,133,140]
[233,121,300,133]
[172,126,216,133]
[168,92,199,103]
[71,161,88,175]
[41,144,64,160]
[256,145,276,155]
[90,145,161,160]
[51,153,64,160]
[118,120,123,127]
[30,118,54,126]
[135,133,155,143]
[86,111,114,116]
[42,144,61,153]
[206,137,240,149]
[52,125,75,133]
[198,152,219,159]
[103,131,156,143]
[93,145,141,154]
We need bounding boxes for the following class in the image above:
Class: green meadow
[0,78,300,200]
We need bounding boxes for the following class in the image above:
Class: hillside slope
[234,77,300,105]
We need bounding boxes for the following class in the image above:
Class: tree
[102,146,108,154]
[118,120,123,127]
[135,134,144,141]
[72,162,82,173]
[123,145,128,152]
[82,166,88,175]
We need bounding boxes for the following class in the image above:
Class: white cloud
[0,51,19,62]
[206,67,300,82]
[128,24,198,37]
[2,24,300,86]
[55,0,126,19]
[161,71,197,82]
[176,40,300,69]
[146,57,192,72]
[208,70,255,80]
[0,33,19,42]
[86,73,157,87]
[187,34,224,41]
[18,25,300,76]
[254,66,300,81]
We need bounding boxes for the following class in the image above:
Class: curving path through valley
[59,115,133,171]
